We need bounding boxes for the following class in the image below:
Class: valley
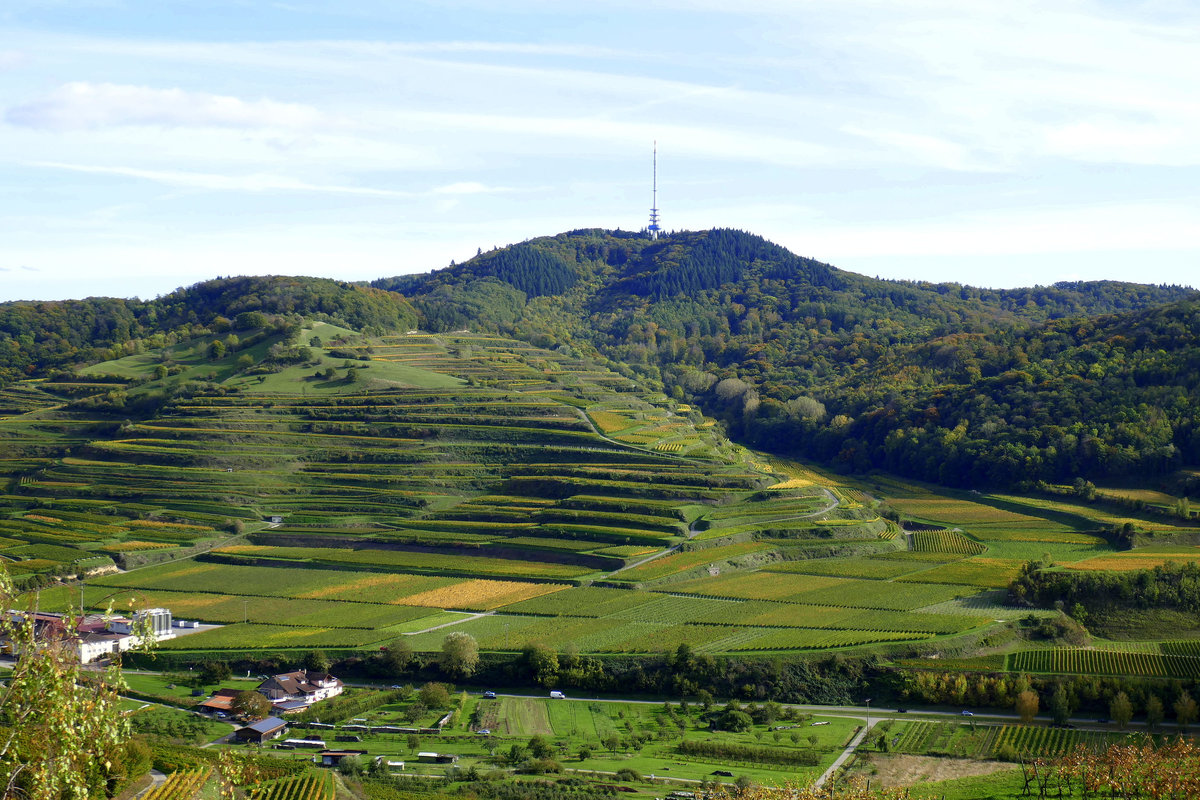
[3,231,1200,797]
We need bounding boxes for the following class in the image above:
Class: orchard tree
[440,631,479,677]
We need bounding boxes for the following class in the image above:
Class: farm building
[235,717,287,744]
[257,668,343,707]
[2,609,174,664]
[417,752,458,764]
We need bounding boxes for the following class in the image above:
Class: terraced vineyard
[5,327,1002,656]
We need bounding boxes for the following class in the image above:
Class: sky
[1,0,1199,301]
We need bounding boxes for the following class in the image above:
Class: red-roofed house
[198,688,242,714]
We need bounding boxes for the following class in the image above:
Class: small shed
[319,749,367,767]
[235,717,287,744]
[282,738,326,749]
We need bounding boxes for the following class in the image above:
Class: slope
[375,228,1199,486]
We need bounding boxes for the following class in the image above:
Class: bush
[996,743,1020,762]
[517,758,562,775]
[614,767,642,782]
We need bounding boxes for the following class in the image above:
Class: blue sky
[2,1,1198,301]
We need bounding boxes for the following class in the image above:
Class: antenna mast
[648,141,661,240]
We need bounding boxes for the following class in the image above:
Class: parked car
[811,721,830,726]
[961,710,974,717]
[895,708,908,713]
[550,690,566,699]
[483,691,497,699]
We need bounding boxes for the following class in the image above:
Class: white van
[549,690,566,699]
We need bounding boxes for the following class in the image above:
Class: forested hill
[5,229,1198,487]
[375,228,1199,486]
[0,276,417,384]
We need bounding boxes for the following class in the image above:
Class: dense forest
[1010,559,1200,615]
[372,228,1199,486]
[0,276,417,384]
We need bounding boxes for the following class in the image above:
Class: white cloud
[433,182,514,195]
[5,82,328,131]
[784,203,1200,260]
[30,160,413,197]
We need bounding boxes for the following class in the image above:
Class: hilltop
[4,231,1197,490]
[373,228,1199,486]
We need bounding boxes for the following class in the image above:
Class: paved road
[814,718,876,788]
[132,769,166,799]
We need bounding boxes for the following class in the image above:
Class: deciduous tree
[1015,689,1039,724]
[0,572,145,798]
[1176,690,1198,731]
[440,631,479,677]
[232,690,272,720]
[1110,691,1133,730]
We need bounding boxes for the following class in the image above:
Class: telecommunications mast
[648,141,661,239]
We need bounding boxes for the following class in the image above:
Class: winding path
[605,486,841,578]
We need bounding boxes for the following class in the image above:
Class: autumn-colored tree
[0,571,143,798]
[1015,689,1039,723]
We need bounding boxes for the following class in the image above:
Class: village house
[256,668,344,709]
